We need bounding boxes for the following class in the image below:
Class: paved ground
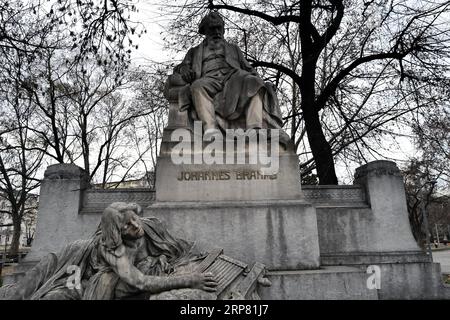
[433,249,450,274]
[0,265,15,276]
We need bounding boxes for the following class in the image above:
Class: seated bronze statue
[165,11,292,147]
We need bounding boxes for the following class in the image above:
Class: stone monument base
[260,262,447,299]
[4,161,450,299]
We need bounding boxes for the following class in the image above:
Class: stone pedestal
[150,113,316,270]
[8,159,449,299]
[147,200,320,270]
[155,145,302,202]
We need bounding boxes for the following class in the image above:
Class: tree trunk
[9,215,21,255]
[408,208,425,249]
[302,108,338,185]
[298,2,338,185]
[300,62,338,185]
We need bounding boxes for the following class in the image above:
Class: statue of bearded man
[173,11,288,140]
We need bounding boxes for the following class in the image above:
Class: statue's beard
[206,36,224,49]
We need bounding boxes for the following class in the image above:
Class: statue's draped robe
[1,217,199,300]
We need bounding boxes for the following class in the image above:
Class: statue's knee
[190,80,204,93]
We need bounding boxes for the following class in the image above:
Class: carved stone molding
[44,164,90,181]
[80,189,155,214]
[302,186,366,203]
[354,160,402,182]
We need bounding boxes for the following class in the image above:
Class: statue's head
[199,12,225,41]
[100,202,145,251]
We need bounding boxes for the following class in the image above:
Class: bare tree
[162,0,450,184]
[404,98,449,245]
[0,1,56,54]
[411,104,450,185]
[23,201,38,247]
[9,38,157,186]
[0,79,44,255]
[403,159,450,247]
[131,67,169,171]
[50,0,145,69]
[88,90,158,187]
[1,1,144,68]
[0,0,146,252]
[105,66,170,189]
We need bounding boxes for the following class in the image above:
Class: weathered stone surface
[315,161,426,266]
[147,200,320,270]
[43,163,90,182]
[80,188,155,214]
[302,185,366,206]
[24,164,99,262]
[353,160,421,252]
[155,145,302,202]
[261,262,450,300]
[260,266,378,300]
[376,262,450,299]
[316,207,423,256]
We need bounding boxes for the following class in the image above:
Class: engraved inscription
[177,170,277,181]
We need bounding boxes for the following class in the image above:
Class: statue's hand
[189,272,218,292]
[158,255,173,274]
[181,69,196,83]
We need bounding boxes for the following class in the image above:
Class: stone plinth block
[353,160,421,252]
[146,200,320,270]
[25,164,100,262]
[155,145,302,202]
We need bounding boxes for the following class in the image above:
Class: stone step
[260,266,378,300]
